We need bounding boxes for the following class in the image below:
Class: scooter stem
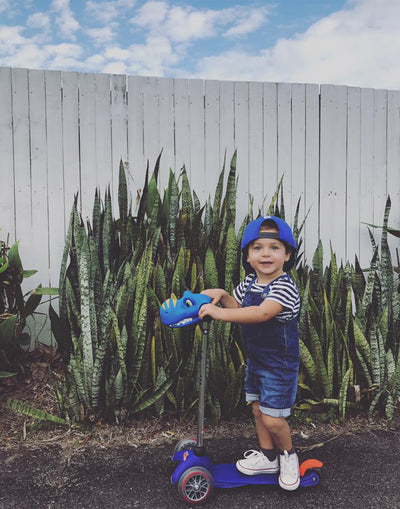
[194,316,211,456]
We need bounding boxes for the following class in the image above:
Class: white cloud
[192,0,400,89]
[225,7,269,37]
[130,2,269,43]
[0,0,10,15]
[27,13,51,30]
[86,0,136,23]
[85,26,116,45]
[52,0,80,39]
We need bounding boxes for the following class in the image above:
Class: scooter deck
[211,462,320,488]
[171,449,322,489]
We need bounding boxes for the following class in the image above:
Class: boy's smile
[247,229,290,284]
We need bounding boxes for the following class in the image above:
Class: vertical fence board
[79,73,97,220]
[263,83,278,211]
[234,81,249,225]
[304,84,320,260]
[346,87,362,262]
[359,88,375,268]
[291,84,306,227]
[143,76,160,179]
[61,71,80,220]
[219,81,235,178]
[188,79,205,201]
[94,73,112,196]
[204,80,220,196]
[0,68,14,239]
[387,90,400,256]
[111,74,128,202]
[158,77,175,191]
[12,68,31,251]
[174,79,190,174]
[128,75,145,199]
[29,69,49,341]
[249,82,264,214]
[45,70,65,291]
[373,90,388,227]
[277,83,292,220]
[320,84,347,263]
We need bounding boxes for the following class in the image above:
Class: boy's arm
[198,298,283,324]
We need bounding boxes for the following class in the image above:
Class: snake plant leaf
[181,166,194,221]
[7,398,67,424]
[118,159,128,222]
[224,224,237,295]
[307,316,330,397]
[7,241,23,283]
[339,364,353,421]
[224,150,237,225]
[0,314,17,348]
[204,248,218,289]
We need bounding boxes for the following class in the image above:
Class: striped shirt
[234,273,300,322]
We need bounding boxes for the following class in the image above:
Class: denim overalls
[241,274,300,417]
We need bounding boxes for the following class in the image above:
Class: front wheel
[173,437,197,457]
[178,466,214,505]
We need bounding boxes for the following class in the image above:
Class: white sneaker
[236,450,279,475]
[279,450,300,490]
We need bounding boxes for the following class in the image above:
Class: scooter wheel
[173,437,197,456]
[178,466,214,505]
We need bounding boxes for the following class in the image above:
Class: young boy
[198,216,300,491]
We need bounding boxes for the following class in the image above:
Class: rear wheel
[178,466,214,505]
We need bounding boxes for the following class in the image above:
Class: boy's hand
[198,303,224,321]
[201,289,228,305]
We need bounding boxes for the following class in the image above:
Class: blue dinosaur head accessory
[160,290,212,328]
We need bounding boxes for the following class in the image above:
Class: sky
[0,0,400,89]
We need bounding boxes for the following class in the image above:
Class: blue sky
[1,0,399,89]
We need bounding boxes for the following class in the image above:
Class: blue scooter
[160,291,323,505]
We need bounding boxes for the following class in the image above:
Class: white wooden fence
[1,67,400,341]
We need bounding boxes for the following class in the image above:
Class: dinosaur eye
[185,299,193,307]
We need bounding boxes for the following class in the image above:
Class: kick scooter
[160,291,323,505]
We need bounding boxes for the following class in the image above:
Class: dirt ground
[1,354,399,508]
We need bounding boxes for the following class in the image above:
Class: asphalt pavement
[0,428,399,508]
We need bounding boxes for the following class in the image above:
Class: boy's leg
[252,401,275,449]
[260,413,292,451]
[261,413,300,491]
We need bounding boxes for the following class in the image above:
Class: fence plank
[234,81,249,225]
[320,84,347,264]
[12,68,32,265]
[249,82,264,214]
[359,88,375,268]
[158,77,175,191]
[128,75,145,200]
[29,69,49,341]
[346,87,362,262]
[61,71,80,220]
[205,80,220,197]
[219,81,235,178]
[111,74,128,201]
[263,82,278,211]
[45,70,65,289]
[0,67,14,240]
[291,83,306,227]
[94,73,112,196]
[373,89,388,226]
[304,84,320,261]
[277,83,292,220]
[188,79,205,201]
[143,76,160,180]
[79,73,97,220]
[174,78,190,174]
[387,90,400,256]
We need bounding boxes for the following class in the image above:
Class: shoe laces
[280,450,298,476]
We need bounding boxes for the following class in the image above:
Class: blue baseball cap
[241,216,297,272]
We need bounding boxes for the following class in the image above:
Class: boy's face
[247,227,290,283]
